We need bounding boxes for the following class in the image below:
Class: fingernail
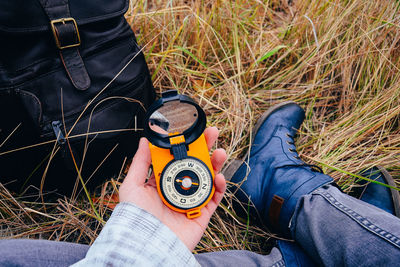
[211,126,219,134]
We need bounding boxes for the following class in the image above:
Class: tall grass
[1,0,399,254]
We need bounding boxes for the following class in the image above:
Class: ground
[1,0,399,255]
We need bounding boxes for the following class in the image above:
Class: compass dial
[160,157,213,210]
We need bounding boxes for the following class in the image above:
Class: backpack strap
[37,0,91,91]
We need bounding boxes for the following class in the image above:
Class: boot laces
[285,133,299,159]
[285,132,324,173]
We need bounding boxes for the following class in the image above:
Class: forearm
[72,202,200,267]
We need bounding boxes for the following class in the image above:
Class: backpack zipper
[51,120,66,145]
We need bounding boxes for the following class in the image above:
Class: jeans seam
[316,190,400,249]
[271,259,285,267]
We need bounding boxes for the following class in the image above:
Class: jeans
[0,185,399,266]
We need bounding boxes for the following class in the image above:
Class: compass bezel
[159,156,213,210]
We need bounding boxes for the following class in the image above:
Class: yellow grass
[1,0,399,254]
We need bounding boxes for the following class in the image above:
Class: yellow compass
[144,90,215,219]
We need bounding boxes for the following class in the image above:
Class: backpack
[0,0,156,196]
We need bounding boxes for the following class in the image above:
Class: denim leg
[0,239,285,267]
[276,240,317,267]
[0,239,89,267]
[194,248,284,267]
[291,185,400,267]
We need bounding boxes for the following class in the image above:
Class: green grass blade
[176,46,208,69]
[256,45,287,64]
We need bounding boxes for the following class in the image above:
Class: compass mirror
[148,101,199,135]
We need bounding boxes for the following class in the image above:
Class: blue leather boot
[228,102,333,237]
[351,166,400,217]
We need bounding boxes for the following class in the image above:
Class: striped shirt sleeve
[71,202,200,267]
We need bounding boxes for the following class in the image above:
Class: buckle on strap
[50,18,81,49]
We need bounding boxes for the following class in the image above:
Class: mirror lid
[144,90,207,149]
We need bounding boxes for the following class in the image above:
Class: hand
[119,127,227,250]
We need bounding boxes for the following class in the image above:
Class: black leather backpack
[0,0,155,196]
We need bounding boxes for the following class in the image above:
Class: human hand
[119,127,227,251]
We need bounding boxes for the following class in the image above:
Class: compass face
[160,157,213,210]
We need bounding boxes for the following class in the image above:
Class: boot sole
[223,101,299,180]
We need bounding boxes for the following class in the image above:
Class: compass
[160,157,213,210]
[144,90,215,219]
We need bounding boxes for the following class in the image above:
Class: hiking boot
[226,102,333,237]
[350,166,400,218]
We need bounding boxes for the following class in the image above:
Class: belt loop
[37,0,91,91]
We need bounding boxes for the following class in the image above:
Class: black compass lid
[144,90,207,149]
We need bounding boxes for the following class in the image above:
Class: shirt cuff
[72,202,200,267]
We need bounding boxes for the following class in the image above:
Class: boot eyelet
[286,141,294,145]
[293,155,301,159]
[288,148,296,153]
[286,133,293,138]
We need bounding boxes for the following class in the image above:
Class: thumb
[125,138,152,185]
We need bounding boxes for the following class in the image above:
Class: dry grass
[1,0,400,255]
